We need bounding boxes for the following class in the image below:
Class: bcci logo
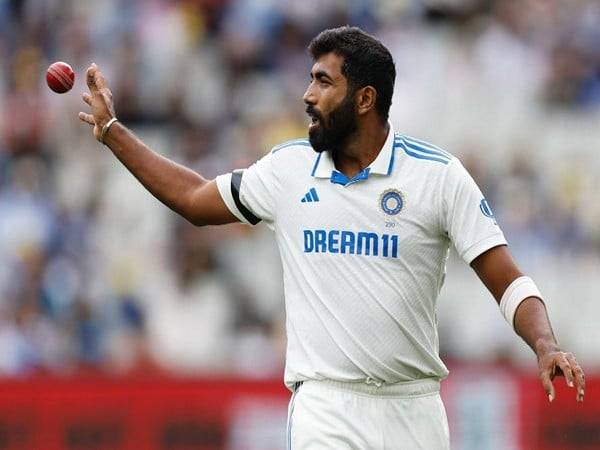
[379,189,405,216]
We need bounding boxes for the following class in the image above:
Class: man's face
[303,53,358,153]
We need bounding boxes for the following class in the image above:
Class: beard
[307,92,358,154]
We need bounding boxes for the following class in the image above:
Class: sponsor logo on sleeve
[480,199,497,224]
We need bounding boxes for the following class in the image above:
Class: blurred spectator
[1,0,600,377]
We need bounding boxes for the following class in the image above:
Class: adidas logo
[301,188,320,203]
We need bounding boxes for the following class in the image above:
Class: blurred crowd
[1,0,600,378]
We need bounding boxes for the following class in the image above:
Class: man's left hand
[538,346,585,403]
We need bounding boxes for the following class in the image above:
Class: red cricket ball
[46,61,75,94]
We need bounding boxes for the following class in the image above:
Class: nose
[303,83,316,106]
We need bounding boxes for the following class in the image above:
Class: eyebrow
[311,70,334,82]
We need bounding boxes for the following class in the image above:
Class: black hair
[308,26,396,122]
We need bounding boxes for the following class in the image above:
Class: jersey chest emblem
[379,189,405,216]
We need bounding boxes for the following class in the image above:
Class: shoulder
[393,133,455,168]
[268,138,316,175]
[270,138,313,155]
[244,138,316,181]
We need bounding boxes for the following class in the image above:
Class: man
[79,26,584,449]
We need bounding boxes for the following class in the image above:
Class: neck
[333,120,389,179]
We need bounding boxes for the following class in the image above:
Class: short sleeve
[442,159,507,264]
[215,151,277,227]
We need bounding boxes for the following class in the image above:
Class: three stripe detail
[394,134,451,165]
[272,138,312,154]
[301,187,319,203]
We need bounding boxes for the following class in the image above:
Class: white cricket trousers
[286,379,450,449]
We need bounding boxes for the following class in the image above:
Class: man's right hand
[78,63,117,143]
[75,62,239,226]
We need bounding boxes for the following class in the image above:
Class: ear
[355,86,377,116]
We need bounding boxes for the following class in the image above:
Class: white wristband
[499,276,543,329]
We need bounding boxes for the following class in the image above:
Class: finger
[556,356,575,388]
[78,112,95,125]
[540,369,555,402]
[93,65,107,90]
[82,92,92,106]
[86,64,97,91]
[566,354,585,402]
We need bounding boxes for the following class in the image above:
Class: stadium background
[1,0,599,448]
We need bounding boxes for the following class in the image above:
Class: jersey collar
[311,122,396,181]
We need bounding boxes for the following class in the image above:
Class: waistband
[300,378,440,398]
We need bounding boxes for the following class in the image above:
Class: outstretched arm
[78,63,238,226]
[471,245,585,403]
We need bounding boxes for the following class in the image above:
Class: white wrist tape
[499,276,543,328]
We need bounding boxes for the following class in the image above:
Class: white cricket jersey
[216,124,506,389]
